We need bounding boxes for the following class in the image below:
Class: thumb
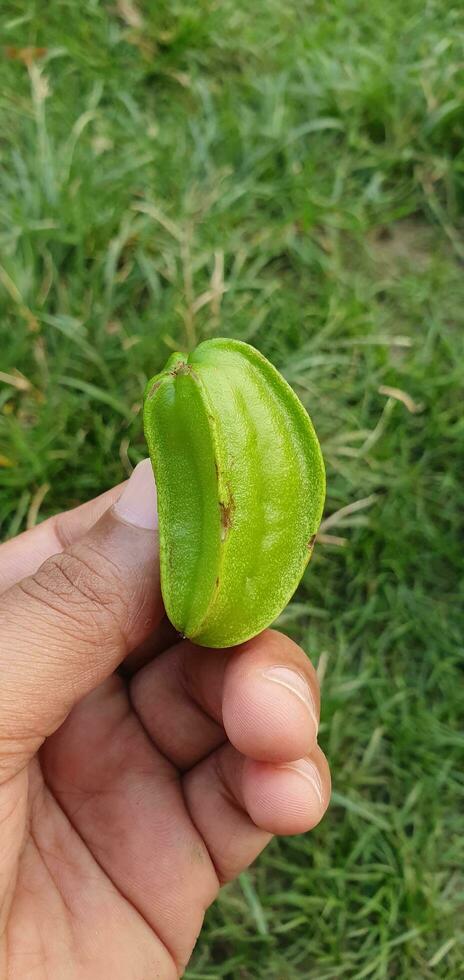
[0,459,163,778]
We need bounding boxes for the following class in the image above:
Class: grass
[0,0,463,976]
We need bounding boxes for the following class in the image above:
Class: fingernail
[262,666,318,732]
[113,459,158,530]
[279,759,324,805]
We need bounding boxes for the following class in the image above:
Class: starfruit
[143,338,325,648]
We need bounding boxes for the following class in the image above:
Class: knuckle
[50,511,75,551]
[24,545,128,635]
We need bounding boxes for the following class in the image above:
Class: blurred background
[0,2,463,977]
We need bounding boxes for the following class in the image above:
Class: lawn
[0,1,463,976]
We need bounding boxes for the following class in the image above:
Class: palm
[5,636,282,979]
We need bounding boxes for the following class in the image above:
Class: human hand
[0,460,330,978]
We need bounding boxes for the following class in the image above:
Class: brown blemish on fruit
[169,362,200,381]
[219,501,232,529]
[149,360,197,396]
[172,361,189,376]
[219,492,235,539]
[307,534,316,550]
[147,379,163,399]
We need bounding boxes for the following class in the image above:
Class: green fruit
[143,338,325,648]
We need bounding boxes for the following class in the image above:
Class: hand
[0,460,330,979]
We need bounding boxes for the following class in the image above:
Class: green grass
[1,1,463,976]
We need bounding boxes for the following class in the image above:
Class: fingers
[183,742,330,882]
[0,461,162,779]
[222,630,320,762]
[130,641,225,770]
[0,482,125,594]
[131,627,330,886]
[183,745,271,883]
[241,743,331,835]
[130,629,320,770]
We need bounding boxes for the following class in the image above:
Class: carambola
[143,338,325,648]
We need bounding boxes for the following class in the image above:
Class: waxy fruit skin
[143,338,325,648]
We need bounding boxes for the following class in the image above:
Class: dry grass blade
[4,47,47,65]
[0,370,31,392]
[319,495,379,533]
[316,650,329,686]
[27,483,50,529]
[378,385,424,414]
[116,0,144,29]
[317,533,348,546]
[119,437,133,476]
[357,398,396,456]
[211,250,225,318]
[132,201,183,242]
